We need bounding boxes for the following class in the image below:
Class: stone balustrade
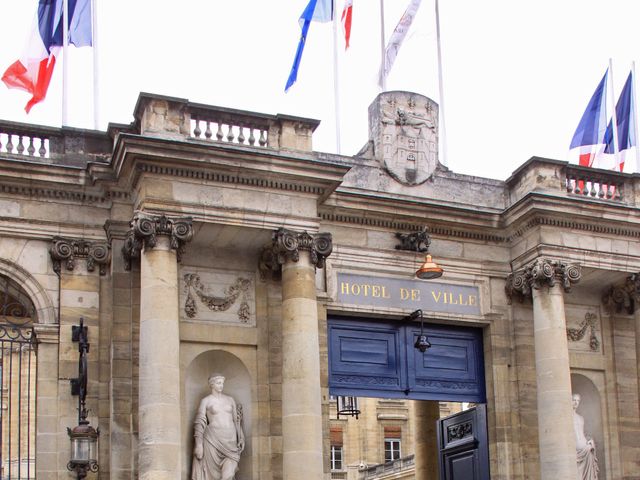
[361,454,415,480]
[565,164,625,201]
[0,120,55,158]
[134,93,320,151]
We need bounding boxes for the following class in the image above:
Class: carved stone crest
[369,91,439,185]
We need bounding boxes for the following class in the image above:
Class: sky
[0,0,639,180]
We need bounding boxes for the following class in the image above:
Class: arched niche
[0,259,55,325]
[183,350,252,480]
[571,373,606,479]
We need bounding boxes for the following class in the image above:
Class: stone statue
[573,393,599,479]
[192,374,245,480]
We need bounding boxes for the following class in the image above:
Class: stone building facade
[0,90,638,480]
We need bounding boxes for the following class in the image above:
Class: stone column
[506,258,581,479]
[414,400,440,479]
[122,213,193,480]
[264,228,332,480]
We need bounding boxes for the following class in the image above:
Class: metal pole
[62,0,69,126]
[609,58,620,168]
[435,0,448,166]
[92,0,99,130]
[632,62,639,172]
[333,0,342,154]
[379,0,387,91]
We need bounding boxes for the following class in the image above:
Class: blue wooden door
[437,405,490,480]
[328,316,485,403]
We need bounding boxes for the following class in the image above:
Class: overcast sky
[0,0,638,180]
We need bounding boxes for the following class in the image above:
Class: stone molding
[50,236,111,275]
[122,212,193,270]
[505,258,581,303]
[602,273,640,314]
[260,228,332,277]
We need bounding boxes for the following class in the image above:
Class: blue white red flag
[285,0,334,92]
[341,0,353,50]
[599,71,636,171]
[2,0,92,113]
[569,69,609,167]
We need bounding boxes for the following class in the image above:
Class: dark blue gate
[328,316,485,403]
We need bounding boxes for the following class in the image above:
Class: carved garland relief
[181,270,255,325]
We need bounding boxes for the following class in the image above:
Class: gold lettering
[351,284,361,295]
[382,286,391,298]
[341,282,349,295]
[468,295,477,306]
[431,291,442,303]
[363,284,371,297]
[458,293,468,306]
[372,285,381,298]
[411,289,420,301]
[448,293,458,305]
[400,288,409,300]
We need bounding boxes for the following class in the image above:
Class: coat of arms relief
[369,92,439,185]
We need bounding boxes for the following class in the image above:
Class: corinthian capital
[122,212,193,270]
[505,258,581,303]
[260,228,332,277]
[50,237,111,275]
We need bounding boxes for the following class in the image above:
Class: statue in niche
[573,393,599,479]
[192,374,245,480]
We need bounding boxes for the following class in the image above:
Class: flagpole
[92,0,99,130]
[62,0,69,126]
[435,0,448,167]
[332,0,342,154]
[379,0,386,91]
[609,58,620,168]
[632,62,640,172]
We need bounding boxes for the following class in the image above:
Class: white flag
[380,0,422,87]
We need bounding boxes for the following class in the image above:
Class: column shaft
[139,237,181,480]
[281,251,324,480]
[532,284,578,479]
[414,400,440,479]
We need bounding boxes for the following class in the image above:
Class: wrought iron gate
[0,276,38,480]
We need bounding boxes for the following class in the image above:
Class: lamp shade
[68,423,98,464]
[416,254,443,279]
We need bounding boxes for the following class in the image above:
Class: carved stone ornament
[505,258,581,303]
[122,212,193,270]
[602,273,640,314]
[260,228,332,277]
[566,312,600,352]
[184,273,252,322]
[50,237,111,275]
[369,92,439,185]
[395,226,431,252]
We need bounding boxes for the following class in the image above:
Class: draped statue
[192,374,245,480]
[573,394,599,480]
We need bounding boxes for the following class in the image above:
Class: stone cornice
[505,258,581,303]
[260,228,332,277]
[50,237,111,275]
[122,212,193,270]
[602,273,640,314]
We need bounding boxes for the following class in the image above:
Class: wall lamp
[336,395,361,419]
[67,318,99,479]
[406,309,432,353]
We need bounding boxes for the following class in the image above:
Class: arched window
[0,274,37,480]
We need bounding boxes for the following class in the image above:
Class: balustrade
[0,124,50,158]
[189,104,270,148]
[565,165,624,201]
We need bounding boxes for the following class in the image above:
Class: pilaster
[506,258,581,479]
[49,237,111,477]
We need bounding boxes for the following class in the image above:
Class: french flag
[341,0,353,50]
[2,0,92,113]
[600,71,636,172]
[569,69,609,167]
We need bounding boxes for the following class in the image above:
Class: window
[330,445,343,471]
[384,439,401,463]
[330,426,344,471]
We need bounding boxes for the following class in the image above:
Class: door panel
[437,405,490,480]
